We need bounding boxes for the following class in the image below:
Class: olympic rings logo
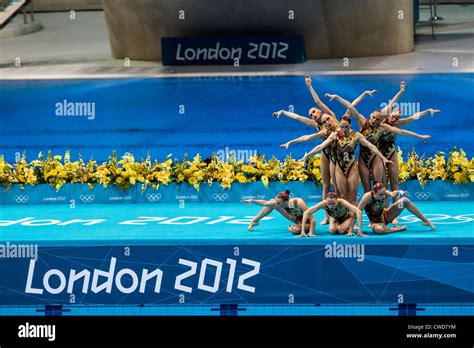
[146,193,162,202]
[14,195,29,204]
[213,193,228,201]
[398,214,474,224]
[414,192,431,200]
[79,195,95,203]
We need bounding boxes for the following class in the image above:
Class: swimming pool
[1,73,473,163]
[1,73,473,315]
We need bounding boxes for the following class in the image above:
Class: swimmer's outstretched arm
[273,110,316,128]
[301,201,326,237]
[338,198,365,236]
[280,131,325,150]
[326,94,367,127]
[241,199,276,207]
[305,75,336,119]
[380,124,431,140]
[398,108,441,126]
[386,190,408,199]
[300,133,336,161]
[356,133,392,167]
[342,90,378,117]
[381,81,406,115]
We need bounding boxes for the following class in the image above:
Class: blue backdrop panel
[0,244,472,305]
[4,184,70,205]
[70,184,138,204]
[404,181,473,201]
[2,181,473,204]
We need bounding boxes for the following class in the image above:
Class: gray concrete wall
[34,0,102,11]
[30,0,474,13]
[420,0,474,3]
[102,0,414,61]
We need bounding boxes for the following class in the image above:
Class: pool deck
[1,202,472,246]
[0,5,473,79]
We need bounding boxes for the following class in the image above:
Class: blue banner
[404,180,473,202]
[2,181,473,205]
[161,35,306,66]
[0,244,472,305]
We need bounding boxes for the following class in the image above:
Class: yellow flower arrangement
[147,155,173,190]
[446,147,470,184]
[398,148,425,184]
[427,153,447,181]
[305,154,322,183]
[280,155,308,183]
[14,152,38,189]
[398,147,473,186]
[0,155,14,188]
[0,147,472,192]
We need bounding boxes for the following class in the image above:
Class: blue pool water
[1,73,473,163]
[0,304,472,316]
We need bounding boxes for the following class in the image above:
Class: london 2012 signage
[161,35,306,66]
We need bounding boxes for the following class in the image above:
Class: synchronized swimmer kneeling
[300,191,365,237]
[241,190,316,235]
[242,184,435,236]
[358,183,435,234]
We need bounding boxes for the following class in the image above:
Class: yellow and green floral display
[1,147,473,192]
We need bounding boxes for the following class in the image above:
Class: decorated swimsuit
[364,192,387,224]
[378,120,400,160]
[359,120,384,169]
[335,130,358,177]
[325,202,353,223]
[284,199,304,223]
[317,123,338,162]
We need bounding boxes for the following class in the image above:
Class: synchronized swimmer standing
[243,75,437,236]
[273,75,376,223]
